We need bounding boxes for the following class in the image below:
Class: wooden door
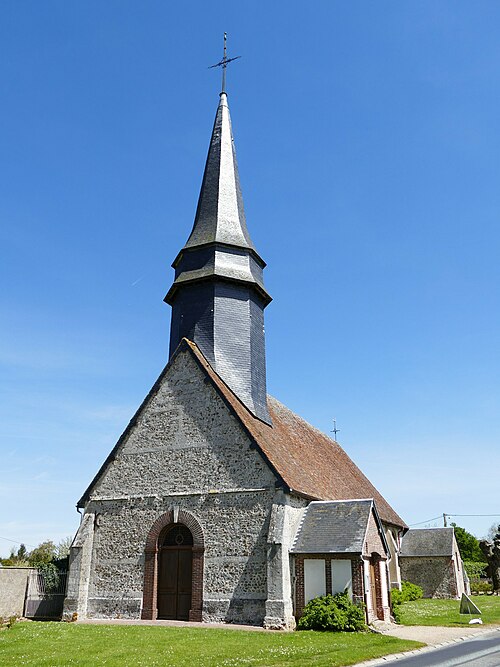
[157,547,192,620]
[369,562,378,617]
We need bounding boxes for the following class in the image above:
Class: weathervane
[332,419,340,440]
[209,33,241,94]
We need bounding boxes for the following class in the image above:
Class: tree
[0,544,29,567]
[452,524,486,562]
[487,523,499,542]
[17,544,28,561]
[480,529,500,593]
[55,536,73,560]
[28,541,57,566]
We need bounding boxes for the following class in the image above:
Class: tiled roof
[186,340,406,528]
[291,500,373,554]
[400,528,454,557]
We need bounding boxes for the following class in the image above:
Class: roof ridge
[309,498,374,505]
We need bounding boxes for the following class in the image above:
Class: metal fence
[24,569,68,620]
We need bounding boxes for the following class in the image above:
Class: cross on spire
[209,32,241,94]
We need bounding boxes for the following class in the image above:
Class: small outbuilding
[291,499,392,623]
[399,527,468,599]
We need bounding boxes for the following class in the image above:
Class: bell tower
[165,64,272,423]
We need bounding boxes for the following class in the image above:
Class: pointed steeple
[182,92,259,256]
[167,93,270,302]
[165,90,272,424]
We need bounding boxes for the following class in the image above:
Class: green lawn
[0,622,422,667]
[397,596,500,627]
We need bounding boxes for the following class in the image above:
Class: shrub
[401,581,423,601]
[36,562,61,593]
[298,592,366,632]
[391,603,403,624]
[390,588,405,606]
[390,581,423,623]
[471,580,493,594]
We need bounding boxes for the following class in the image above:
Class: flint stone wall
[65,349,298,625]
[400,556,458,598]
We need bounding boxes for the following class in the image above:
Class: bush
[401,581,423,601]
[390,588,405,606]
[391,603,403,624]
[390,581,423,623]
[35,562,61,593]
[298,592,366,632]
[471,580,493,594]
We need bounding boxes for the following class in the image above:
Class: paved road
[385,630,500,666]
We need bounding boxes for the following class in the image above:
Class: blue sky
[1,1,499,555]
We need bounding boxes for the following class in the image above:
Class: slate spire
[165,91,272,424]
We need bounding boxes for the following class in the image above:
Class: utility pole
[443,513,448,527]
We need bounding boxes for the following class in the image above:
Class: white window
[331,560,353,598]
[304,559,326,603]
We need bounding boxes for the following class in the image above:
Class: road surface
[384,630,500,666]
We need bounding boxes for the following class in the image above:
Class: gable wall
[363,510,386,557]
[68,350,279,624]
[93,350,275,498]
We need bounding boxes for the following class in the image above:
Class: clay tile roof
[186,340,406,529]
[400,528,455,557]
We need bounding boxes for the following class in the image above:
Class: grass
[0,622,423,667]
[397,595,500,627]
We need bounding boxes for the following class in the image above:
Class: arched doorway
[142,509,204,621]
[157,524,193,620]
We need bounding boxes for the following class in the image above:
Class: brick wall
[293,554,361,619]
[364,511,386,557]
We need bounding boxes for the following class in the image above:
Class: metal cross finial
[332,419,340,440]
[209,32,241,94]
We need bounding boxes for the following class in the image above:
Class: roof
[400,528,455,557]
[78,340,407,530]
[291,500,379,554]
[181,93,259,257]
[165,91,271,307]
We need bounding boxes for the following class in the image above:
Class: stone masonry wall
[68,349,280,624]
[265,493,307,629]
[400,556,458,598]
[0,568,34,617]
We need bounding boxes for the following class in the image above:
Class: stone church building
[64,85,407,628]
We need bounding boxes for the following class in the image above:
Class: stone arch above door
[142,509,204,621]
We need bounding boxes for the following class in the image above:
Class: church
[64,71,407,629]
